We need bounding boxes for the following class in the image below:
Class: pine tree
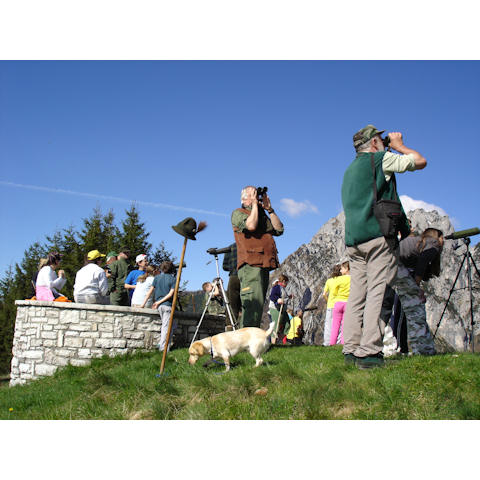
[102,209,121,254]
[79,206,120,256]
[151,241,176,267]
[79,206,104,254]
[119,203,152,259]
[0,267,17,373]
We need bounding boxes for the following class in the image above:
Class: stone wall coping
[14,300,224,321]
[15,300,159,316]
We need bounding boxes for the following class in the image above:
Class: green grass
[1,346,479,419]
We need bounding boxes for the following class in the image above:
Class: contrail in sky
[0,181,229,217]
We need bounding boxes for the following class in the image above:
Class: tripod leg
[216,278,236,330]
[468,251,480,279]
[466,251,478,353]
[433,253,467,339]
[190,290,216,347]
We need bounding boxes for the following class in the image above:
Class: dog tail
[265,321,275,337]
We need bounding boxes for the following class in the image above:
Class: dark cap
[353,124,385,149]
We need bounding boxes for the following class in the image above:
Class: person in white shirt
[36,252,67,301]
[74,250,110,305]
[131,265,155,308]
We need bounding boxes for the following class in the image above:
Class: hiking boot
[356,353,385,370]
[344,353,357,365]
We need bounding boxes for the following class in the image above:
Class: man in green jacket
[108,247,131,306]
[341,125,427,369]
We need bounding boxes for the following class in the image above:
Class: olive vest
[233,208,280,270]
[342,151,408,247]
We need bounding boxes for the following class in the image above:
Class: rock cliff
[267,210,480,352]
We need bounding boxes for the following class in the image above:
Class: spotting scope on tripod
[190,246,237,346]
[433,228,480,352]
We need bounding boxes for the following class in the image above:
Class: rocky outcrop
[267,210,480,352]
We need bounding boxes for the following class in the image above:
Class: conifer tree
[102,209,121,254]
[79,206,120,255]
[0,267,17,373]
[119,203,152,259]
[79,206,104,254]
[151,241,176,267]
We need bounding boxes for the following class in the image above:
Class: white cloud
[279,198,319,218]
[399,195,447,217]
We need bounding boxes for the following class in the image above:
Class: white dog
[188,322,275,371]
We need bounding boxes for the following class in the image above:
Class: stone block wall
[11,300,225,386]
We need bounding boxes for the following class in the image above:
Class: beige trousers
[342,236,398,358]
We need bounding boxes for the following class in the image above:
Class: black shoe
[344,353,357,365]
[356,353,385,370]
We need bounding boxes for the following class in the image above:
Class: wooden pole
[159,237,188,375]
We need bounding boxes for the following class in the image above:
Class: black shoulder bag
[370,153,402,239]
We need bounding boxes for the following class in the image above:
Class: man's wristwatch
[267,208,274,214]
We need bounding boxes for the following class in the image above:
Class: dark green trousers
[226,274,241,323]
[110,289,129,306]
[238,264,269,328]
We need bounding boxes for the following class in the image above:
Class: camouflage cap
[353,124,385,149]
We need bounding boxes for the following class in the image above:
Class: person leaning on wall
[73,250,110,305]
[35,252,67,301]
[108,247,131,306]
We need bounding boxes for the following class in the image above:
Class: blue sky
[1,60,479,290]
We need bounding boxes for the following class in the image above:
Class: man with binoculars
[341,125,427,369]
[232,186,284,328]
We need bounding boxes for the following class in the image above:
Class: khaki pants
[238,264,269,328]
[343,236,398,358]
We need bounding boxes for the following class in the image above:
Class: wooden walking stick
[159,217,207,376]
[159,237,187,375]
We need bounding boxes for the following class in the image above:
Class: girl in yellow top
[330,261,350,345]
[323,264,341,346]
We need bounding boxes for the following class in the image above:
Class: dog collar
[210,338,214,358]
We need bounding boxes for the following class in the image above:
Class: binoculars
[256,186,268,199]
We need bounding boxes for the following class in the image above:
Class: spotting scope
[444,228,480,240]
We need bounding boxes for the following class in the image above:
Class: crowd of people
[31,248,178,352]
[28,124,444,366]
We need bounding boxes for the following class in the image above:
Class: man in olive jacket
[108,247,131,306]
[341,125,427,369]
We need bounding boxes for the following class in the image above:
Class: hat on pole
[171,217,207,241]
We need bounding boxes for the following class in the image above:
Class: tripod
[190,252,236,347]
[433,237,480,353]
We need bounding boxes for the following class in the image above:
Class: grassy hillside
[1,346,479,420]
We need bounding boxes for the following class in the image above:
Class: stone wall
[10,301,225,386]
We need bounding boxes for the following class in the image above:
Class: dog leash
[209,338,225,366]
